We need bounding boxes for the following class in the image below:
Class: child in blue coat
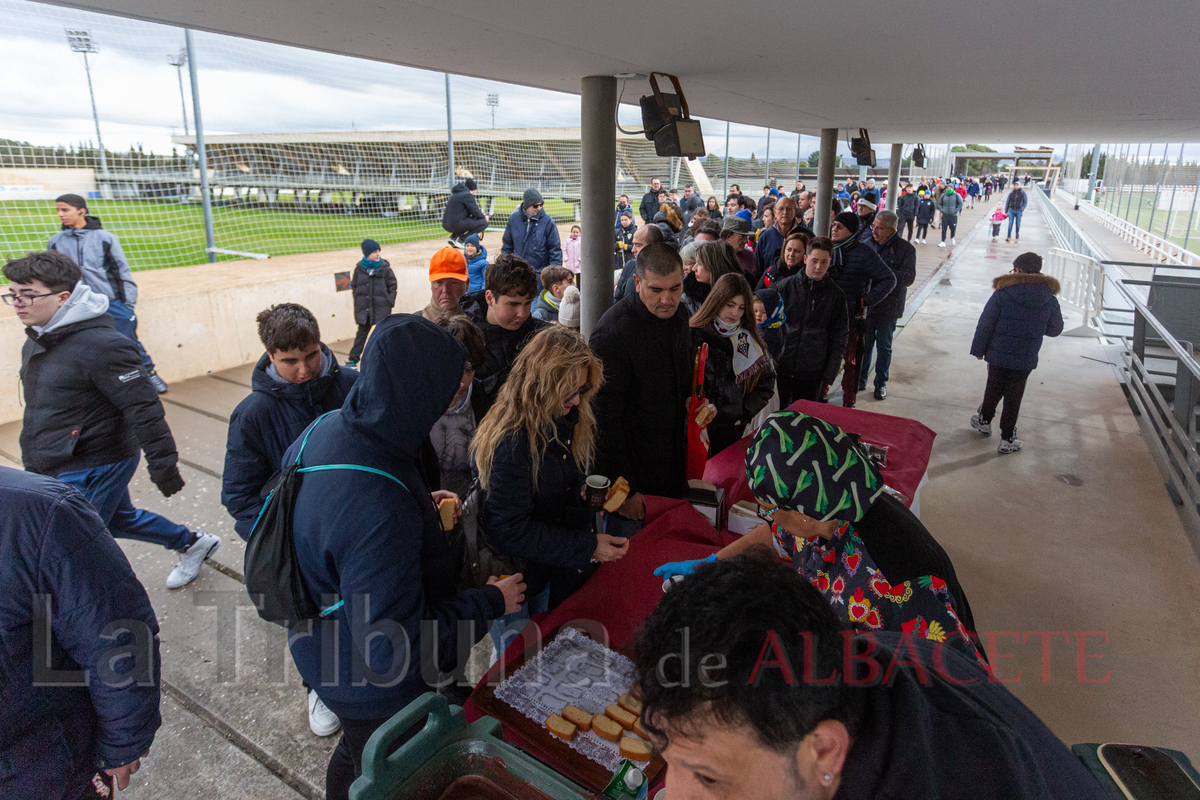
[970,252,1064,453]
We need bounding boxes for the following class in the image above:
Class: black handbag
[243,412,408,626]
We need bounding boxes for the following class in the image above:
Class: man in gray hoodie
[47,193,168,393]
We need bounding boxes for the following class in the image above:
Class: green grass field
[1,195,580,280]
[1096,191,1200,256]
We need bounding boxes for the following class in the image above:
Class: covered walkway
[2,194,1198,795]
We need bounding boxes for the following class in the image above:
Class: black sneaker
[148,371,168,394]
[874,385,887,400]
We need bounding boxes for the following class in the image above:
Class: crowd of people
[2,177,1076,799]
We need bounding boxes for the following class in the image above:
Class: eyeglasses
[2,291,57,307]
[529,203,544,209]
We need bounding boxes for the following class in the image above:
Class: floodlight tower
[487,93,499,129]
[66,28,108,177]
[167,47,192,170]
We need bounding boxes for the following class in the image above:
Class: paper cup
[662,575,685,593]
[585,474,610,509]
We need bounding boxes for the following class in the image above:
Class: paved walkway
[2,192,1197,796]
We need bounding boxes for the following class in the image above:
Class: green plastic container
[349,693,594,800]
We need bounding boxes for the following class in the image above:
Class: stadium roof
[43,0,1198,142]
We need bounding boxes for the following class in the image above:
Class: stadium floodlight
[65,28,108,178]
[168,48,190,138]
[487,93,499,129]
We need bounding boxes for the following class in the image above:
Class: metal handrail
[1060,189,1200,267]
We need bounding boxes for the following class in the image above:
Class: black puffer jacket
[19,286,177,481]
[481,411,596,604]
[694,325,776,431]
[867,233,918,320]
[773,274,849,383]
[459,290,550,414]
[896,191,919,219]
[590,292,694,499]
[351,259,397,325]
[442,183,486,232]
[829,238,897,312]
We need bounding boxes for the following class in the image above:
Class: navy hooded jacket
[971,272,1064,371]
[501,207,562,272]
[465,234,488,293]
[0,468,160,795]
[285,315,504,721]
[221,344,358,540]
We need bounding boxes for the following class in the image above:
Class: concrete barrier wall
[0,249,434,424]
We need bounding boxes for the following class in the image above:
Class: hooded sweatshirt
[286,314,504,720]
[222,344,358,539]
[47,215,138,304]
[19,281,177,479]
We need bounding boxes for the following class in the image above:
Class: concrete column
[886,143,903,212]
[580,76,617,337]
[815,128,838,237]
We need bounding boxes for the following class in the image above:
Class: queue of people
[1,176,1081,800]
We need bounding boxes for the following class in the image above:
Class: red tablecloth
[464,496,737,788]
[703,399,936,510]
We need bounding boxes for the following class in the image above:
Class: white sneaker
[998,437,1023,454]
[938,241,946,248]
[166,531,220,588]
[951,237,956,245]
[308,690,341,737]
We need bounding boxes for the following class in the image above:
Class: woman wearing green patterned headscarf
[655,411,984,664]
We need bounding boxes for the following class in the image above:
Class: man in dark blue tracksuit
[284,314,523,798]
[0,467,161,798]
[501,188,562,290]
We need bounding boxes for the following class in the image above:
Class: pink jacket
[563,236,581,273]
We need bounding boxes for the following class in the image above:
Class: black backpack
[244,412,408,626]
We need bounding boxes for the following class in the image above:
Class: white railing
[1043,247,1104,337]
[1060,189,1200,267]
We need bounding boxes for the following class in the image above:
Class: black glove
[153,466,185,497]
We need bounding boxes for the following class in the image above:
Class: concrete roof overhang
[37,0,1200,143]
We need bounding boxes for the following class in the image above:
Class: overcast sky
[4,0,1197,167]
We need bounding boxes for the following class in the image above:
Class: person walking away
[861,211,917,400]
[473,327,629,654]
[442,178,490,245]
[1005,183,1028,241]
[915,190,937,243]
[970,252,1064,453]
[771,237,849,405]
[465,234,488,293]
[47,193,168,392]
[501,189,562,289]
[591,243,694,537]
[937,187,964,247]
[0,467,162,798]
[284,314,525,799]
[4,251,218,588]
[896,184,919,241]
[421,246,469,323]
[221,303,357,737]
[827,213,896,407]
[458,253,550,414]
[563,224,582,274]
[990,204,1008,241]
[532,265,575,323]
[348,238,396,367]
[689,273,776,455]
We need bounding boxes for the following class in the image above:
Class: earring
[823,774,832,785]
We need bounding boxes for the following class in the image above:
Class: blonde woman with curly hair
[472,326,629,652]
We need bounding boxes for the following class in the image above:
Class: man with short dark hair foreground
[635,554,1108,800]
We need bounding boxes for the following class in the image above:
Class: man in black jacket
[640,177,664,224]
[4,251,219,588]
[896,184,919,240]
[861,211,918,400]
[442,178,490,244]
[458,253,549,414]
[591,243,693,536]
[772,237,849,405]
[828,213,896,407]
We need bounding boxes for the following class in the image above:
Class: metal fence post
[1185,159,1200,253]
[723,121,730,197]
[1147,143,1169,235]
[184,29,215,263]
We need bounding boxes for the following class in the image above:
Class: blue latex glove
[653,553,717,579]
